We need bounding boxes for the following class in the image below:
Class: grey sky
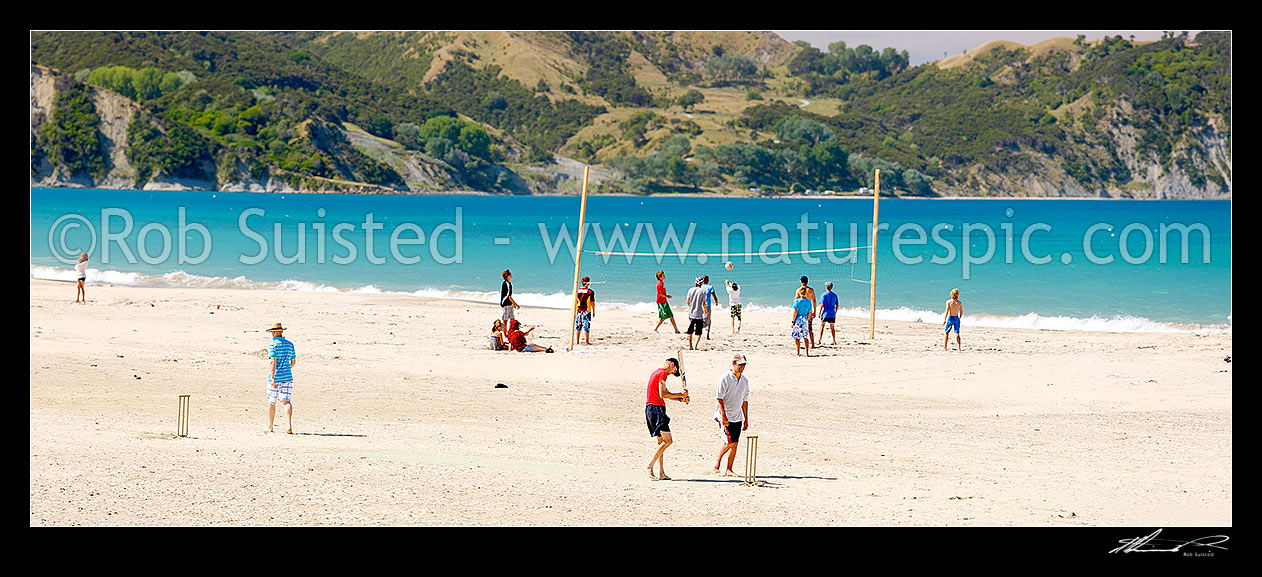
[774,30,1198,66]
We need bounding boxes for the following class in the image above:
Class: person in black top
[501,269,520,323]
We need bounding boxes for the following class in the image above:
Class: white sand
[29,279,1231,526]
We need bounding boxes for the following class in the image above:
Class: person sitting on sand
[944,288,963,351]
[505,319,553,353]
[488,320,509,350]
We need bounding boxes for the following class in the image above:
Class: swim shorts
[717,418,743,444]
[945,315,961,334]
[657,302,674,319]
[574,310,591,332]
[646,404,671,436]
[267,380,293,404]
[687,318,705,335]
[730,304,742,319]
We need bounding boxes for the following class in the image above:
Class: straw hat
[266,323,286,333]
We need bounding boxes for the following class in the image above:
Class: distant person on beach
[944,288,963,351]
[488,320,509,350]
[265,322,297,434]
[574,276,595,346]
[74,252,88,303]
[500,269,520,323]
[818,281,839,345]
[792,287,813,356]
[685,277,710,350]
[654,271,680,334]
[799,276,817,347]
[506,319,553,353]
[645,357,689,481]
[725,280,741,334]
[701,275,717,340]
[713,353,750,477]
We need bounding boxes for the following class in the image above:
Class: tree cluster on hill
[84,65,195,101]
[786,41,910,96]
[561,31,654,107]
[36,78,107,179]
[425,58,605,162]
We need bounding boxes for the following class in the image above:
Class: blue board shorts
[945,315,961,334]
[574,310,591,332]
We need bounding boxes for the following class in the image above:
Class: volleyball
[724,261,733,270]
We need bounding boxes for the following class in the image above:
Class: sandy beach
[29,278,1231,526]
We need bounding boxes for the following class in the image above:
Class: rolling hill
[30,30,1230,198]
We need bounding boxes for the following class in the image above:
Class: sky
[774,30,1202,66]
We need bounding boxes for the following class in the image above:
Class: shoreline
[32,184,1232,201]
[30,271,1230,335]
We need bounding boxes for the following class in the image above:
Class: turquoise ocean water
[30,188,1231,333]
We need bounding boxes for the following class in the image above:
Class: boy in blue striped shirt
[266,323,298,434]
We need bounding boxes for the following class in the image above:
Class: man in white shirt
[713,353,750,477]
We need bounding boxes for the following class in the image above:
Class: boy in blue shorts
[944,288,963,351]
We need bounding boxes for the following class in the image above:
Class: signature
[1109,529,1229,554]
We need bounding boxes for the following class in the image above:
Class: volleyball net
[586,245,872,292]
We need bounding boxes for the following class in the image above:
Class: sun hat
[732,353,747,365]
[266,323,286,332]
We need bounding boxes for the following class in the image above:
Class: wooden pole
[568,166,591,351]
[869,169,880,340]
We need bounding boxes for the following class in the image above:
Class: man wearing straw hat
[265,322,298,434]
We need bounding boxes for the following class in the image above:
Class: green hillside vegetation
[30,31,1230,196]
[35,78,107,180]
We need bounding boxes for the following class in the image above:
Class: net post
[568,166,591,352]
[869,169,880,340]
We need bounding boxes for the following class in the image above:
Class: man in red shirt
[645,357,689,480]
